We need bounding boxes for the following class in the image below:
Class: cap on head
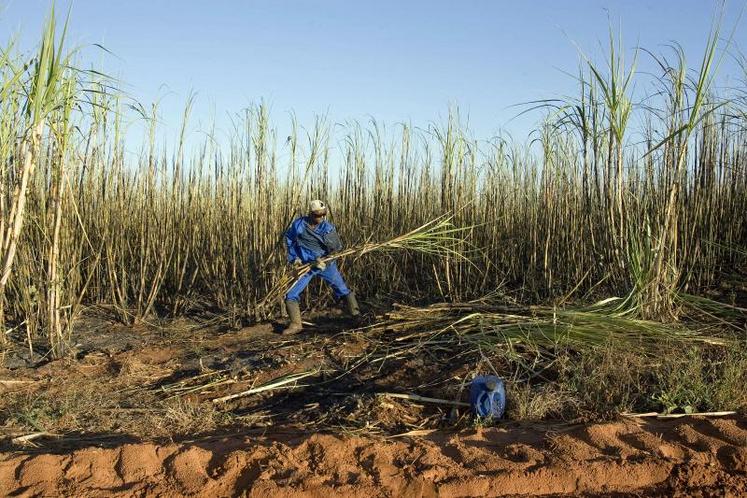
[309,199,327,215]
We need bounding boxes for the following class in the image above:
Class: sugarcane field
[2,1,747,497]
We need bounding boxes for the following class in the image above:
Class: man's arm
[284,223,300,263]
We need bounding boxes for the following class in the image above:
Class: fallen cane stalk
[621,411,737,419]
[164,378,236,400]
[0,379,36,386]
[379,392,470,407]
[213,370,319,403]
[389,429,439,438]
[655,411,738,419]
[11,432,60,446]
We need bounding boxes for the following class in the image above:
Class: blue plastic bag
[469,375,506,419]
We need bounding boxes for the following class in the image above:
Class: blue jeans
[285,261,351,302]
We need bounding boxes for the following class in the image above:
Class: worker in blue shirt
[281,200,359,335]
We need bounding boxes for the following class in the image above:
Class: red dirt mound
[1,416,746,497]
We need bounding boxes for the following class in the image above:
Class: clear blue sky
[1,0,745,149]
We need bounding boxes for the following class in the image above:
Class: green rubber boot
[344,292,360,317]
[282,300,303,335]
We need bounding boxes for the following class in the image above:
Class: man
[281,200,360,335]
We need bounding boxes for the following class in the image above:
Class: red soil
[2,416,745,497]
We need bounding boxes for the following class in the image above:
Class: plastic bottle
[469,375,506,419]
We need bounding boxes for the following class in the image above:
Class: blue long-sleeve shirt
[284,217,341,264]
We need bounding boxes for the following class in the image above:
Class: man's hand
[292,258,304,278]
[313,257,327,271]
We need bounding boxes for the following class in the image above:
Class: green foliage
[552,344,747,419]
[651,346,747,414]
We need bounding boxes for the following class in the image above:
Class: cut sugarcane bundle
[256,215,472,316]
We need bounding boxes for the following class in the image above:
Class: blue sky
[1,1,745,149]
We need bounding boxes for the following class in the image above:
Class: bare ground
[1,312,746,496]
[1,417,746,497]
